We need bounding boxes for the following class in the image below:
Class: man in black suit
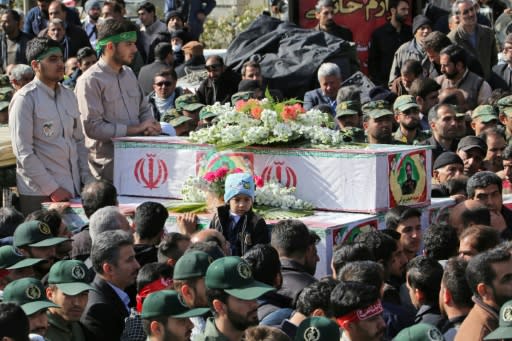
[303,62,342,116]
[490,33,512,91]
[138,42,174,95]
[81,230,141,341]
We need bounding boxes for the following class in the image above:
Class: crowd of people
[2,0,512,339]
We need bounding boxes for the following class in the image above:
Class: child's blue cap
[224,173,255,203]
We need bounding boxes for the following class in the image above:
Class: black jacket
[196,68,241,105]
[209,204,269,256]
[138,60,174,95]
[277,258,317,307]
[0,31,31,71]
[81,276,130,341]
[490,63,512,91]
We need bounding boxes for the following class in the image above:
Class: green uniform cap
[170,115,192,127]
[0,74,11,88]
[362,100,393,119]
[393,95,420,112]
[199,106,218,120]
[141,290,210,319]
[295,316,341,341]
[205,256,274,300]
[471,104,497,123]
[160,108,179,123]
[48,260,94,295]
[335,100,360,118]
[13,220,69,248]
[393,323,444,341]
[173,251,212,280]
[484,299,512,340]
[3,277,59,315]
[497,95,512,115]
[175,94,204,112]
[0,245,43,270]
[231,91,255,106]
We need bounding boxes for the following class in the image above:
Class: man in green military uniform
[335,100,361,129]
[195,256,274,341]
[471,105,498,136]
[363,100,403,144]
[3,277,60,337]
[45,260,94,341]
[141,289,209,341]
[175,94,205,130]
[0,245,43,287]
[498,95,512,144]
[393,95,430,145]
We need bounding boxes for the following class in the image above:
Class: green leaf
[253,205,314,219]
[167,202,208,213]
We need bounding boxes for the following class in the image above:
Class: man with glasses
[393,95,430,144]
[447,0,497,80]
[490,33,512,90]
[196,55,241,105]
[148,69,183,121]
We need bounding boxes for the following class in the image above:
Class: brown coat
[454,297,499,341]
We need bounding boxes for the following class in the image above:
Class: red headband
[136,277,173,312]
[336,300,384,329]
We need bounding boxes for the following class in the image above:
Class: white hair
[9,64,33,81]
[89,206,130,243]
[317,62,341,82]
[451,0,474,15]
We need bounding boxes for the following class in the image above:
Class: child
[209,172,269,256]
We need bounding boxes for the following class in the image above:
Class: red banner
[296,0,411,74]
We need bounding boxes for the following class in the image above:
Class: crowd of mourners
[3,0,512,339]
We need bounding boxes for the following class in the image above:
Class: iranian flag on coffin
[113,137,432,213]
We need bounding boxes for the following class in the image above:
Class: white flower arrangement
[255,180,315,210]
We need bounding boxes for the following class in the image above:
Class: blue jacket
[303,88,335,115]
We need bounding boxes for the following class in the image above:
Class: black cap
[238,79,262,92]
[369,86,397,103]
[166,10,184,23]
[412,14,432,33]
[457,136,487,154]
[433,152,463,170]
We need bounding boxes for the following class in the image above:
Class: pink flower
[203,172,216,182]
[214,167,229,179]
[281,105,298,121]
[254,175,264,188]
[231,168,243,174]
[235,100,247,112]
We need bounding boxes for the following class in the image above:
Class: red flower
[254,175,264,188]
[281,105,299,121]
[235,100,247,112]
[231,168,243,174]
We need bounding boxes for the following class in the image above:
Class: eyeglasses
[205,64,222,71]
[155,81,172,87]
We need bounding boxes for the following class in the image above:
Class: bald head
[191,229,229,255]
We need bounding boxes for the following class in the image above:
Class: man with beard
[331,281,386,341]
[196,55,240,105]
[368,0,411,86]
[0,245,43,289]
[197,256,274,341]
[271,220,319,306]
[0,9,31,72]
[3,277,60,338]
[467,171,512,240]
[480,127,506,173]
[456,136,487,177]
[173,251,212,338]
[431,152,465,197]
[142,290,209,341]
[9,37,93,215]
[422,103,459,163]
[393,95,430,145]
[45,260,95,341]
[13,220,69,279]
[313,0,352,42]
[82,0,101,48]
[362,100,396,144]
[498,96,512,144]
[75,19,161,183]
[456,248,512,340]
[471,105,498,136]
[385,206,422,262]
[436,44,492,111]
[81,230,141,341]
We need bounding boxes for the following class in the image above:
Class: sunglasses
[155,81,172,87]
[206,64,222,71]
